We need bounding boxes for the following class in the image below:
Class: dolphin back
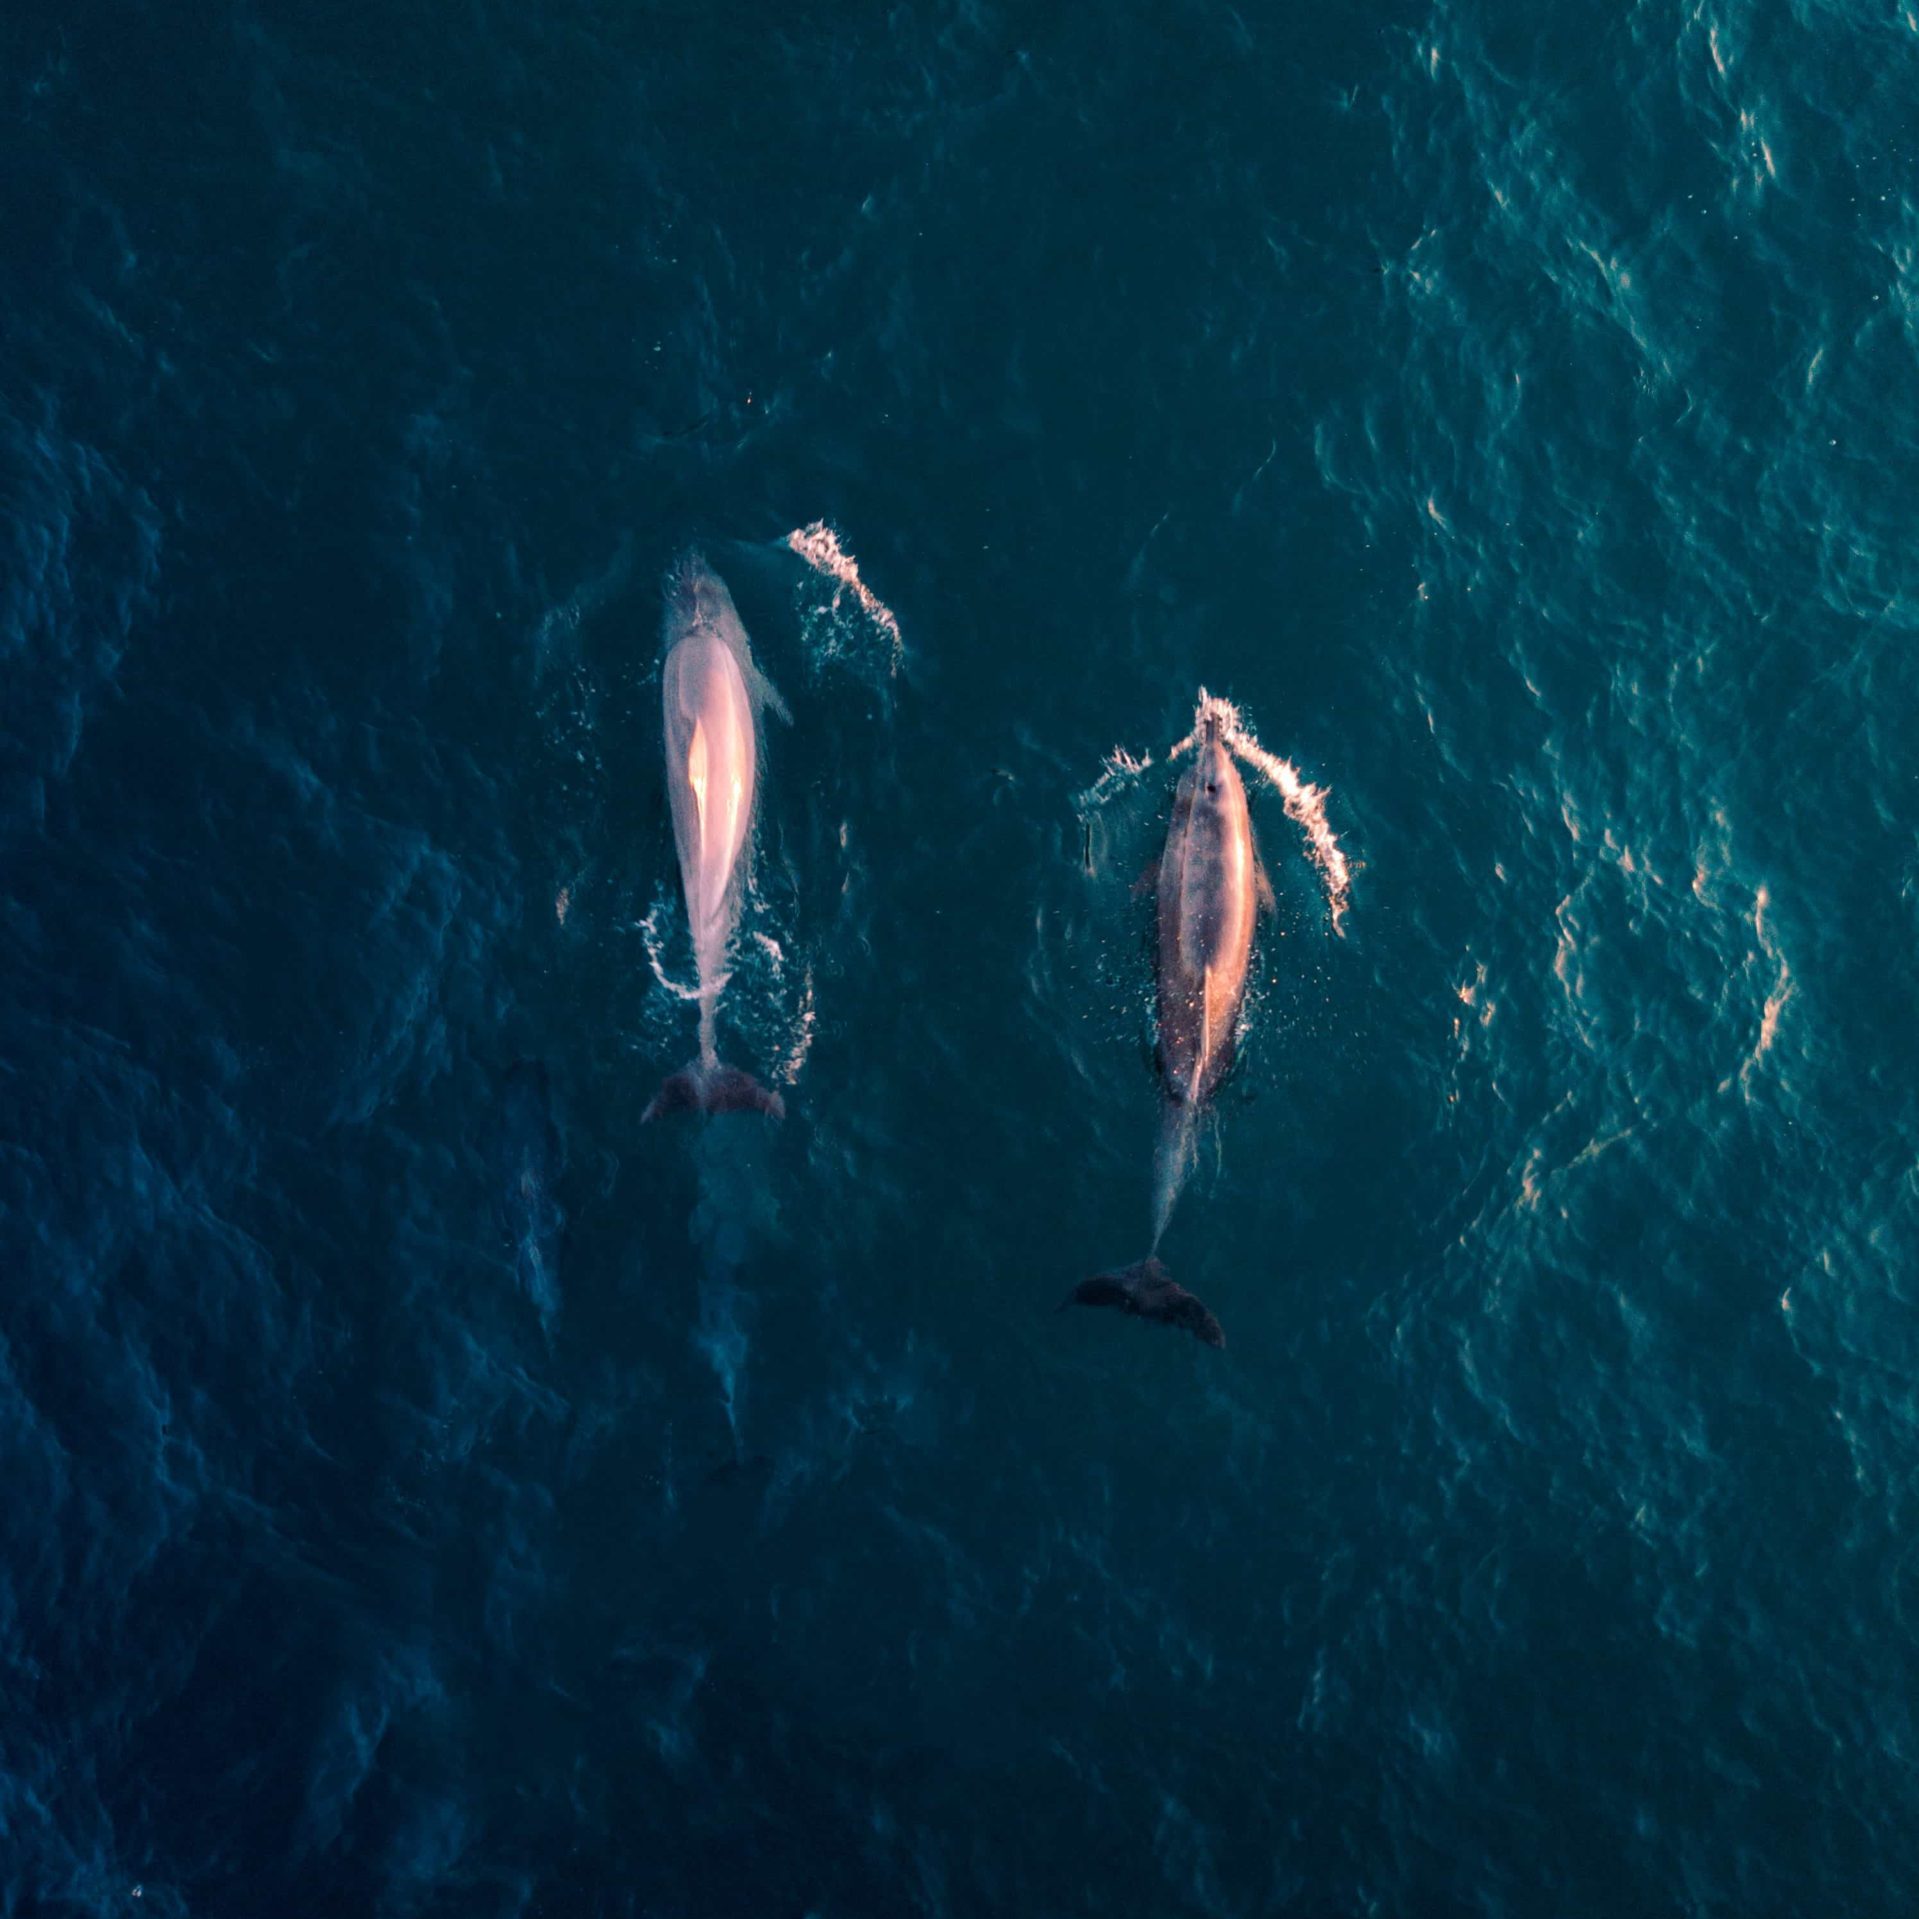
[1154,742,1257,1110]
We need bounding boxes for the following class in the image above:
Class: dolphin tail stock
[644,1060,786,1123]
[1149,1102,1200,1251]
[1059,1255,1225,1349]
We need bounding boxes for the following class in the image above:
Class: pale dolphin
[644,554,791,1122]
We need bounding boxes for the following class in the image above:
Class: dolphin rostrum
[644,553,791,1122]
[1067,702,1266,1347]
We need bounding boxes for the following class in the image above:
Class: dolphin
[1067,706,1263,1347]
[644,554,791,1122]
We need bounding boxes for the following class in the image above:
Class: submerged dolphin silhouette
[495,1058,564,1320]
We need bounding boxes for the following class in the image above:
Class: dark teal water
[7,2,1919,1913]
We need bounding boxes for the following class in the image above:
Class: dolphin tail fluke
[644,1062,786,1124]
[702,1065,786,1118]
[1060,1256,1225,1349]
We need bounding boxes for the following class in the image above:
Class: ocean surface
[6,1,1919,1913]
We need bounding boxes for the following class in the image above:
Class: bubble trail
[1173,688,1352,934]
[696,1278,748,1448]
[785,521,905,674]
[778,971,817,1087]
[1073,744,1155,820]
[640,898,707,1002]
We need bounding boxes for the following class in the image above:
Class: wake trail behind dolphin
[1149,1104,1198,1253]
[687,1121,782,1445]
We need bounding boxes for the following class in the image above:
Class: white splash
[778,970,817,1087]
[1074,743,1156,819]
[642,879,819,1094]
[1172,688,1353,934]
[640,900,706,1002]
[786,521,905,675]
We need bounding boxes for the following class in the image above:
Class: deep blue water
[7,1,1919,1913]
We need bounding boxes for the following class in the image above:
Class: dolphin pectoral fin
[748,657,793,726]
[644,1062,786,1123]
[1255,856,1277,917]
[1131,861,1158,901]
[1064,1258,1226,1349]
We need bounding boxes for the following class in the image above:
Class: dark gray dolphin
[1069,706,1261,1348]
